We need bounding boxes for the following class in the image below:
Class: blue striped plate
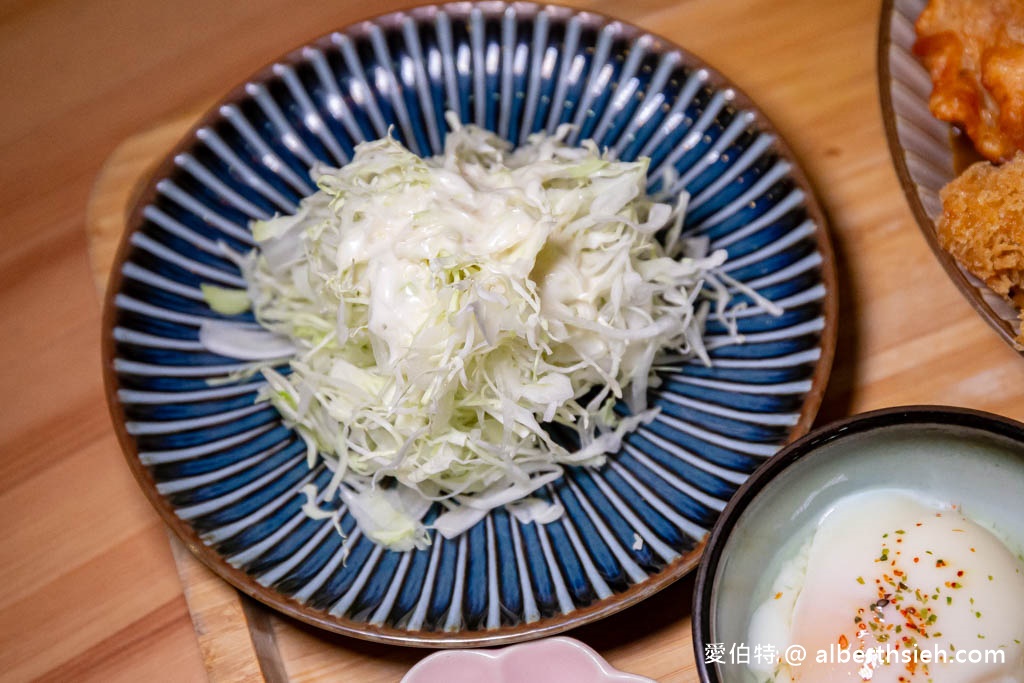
[103,1,837,646]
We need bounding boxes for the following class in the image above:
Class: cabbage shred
[211,119,776,550]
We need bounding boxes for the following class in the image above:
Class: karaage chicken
[937,153,1024,342]
[914,0,1024,163]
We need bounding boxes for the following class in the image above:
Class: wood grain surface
[4,0,1024,681]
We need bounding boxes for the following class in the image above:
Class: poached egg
[749,490,1024,682]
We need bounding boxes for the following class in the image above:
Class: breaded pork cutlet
[937,154,1024,342]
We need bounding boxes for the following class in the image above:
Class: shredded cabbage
[201,117,780,549]
[200,284,251,315]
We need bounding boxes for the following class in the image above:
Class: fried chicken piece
[914,0,1024,163]
[938,153,1024,341]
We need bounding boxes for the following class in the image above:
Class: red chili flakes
[839,634,849,649]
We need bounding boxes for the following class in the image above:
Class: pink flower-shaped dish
[401,636,655,683]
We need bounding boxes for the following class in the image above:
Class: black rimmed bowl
[693,406,1024,682]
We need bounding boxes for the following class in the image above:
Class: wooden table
[4,0,1024,680]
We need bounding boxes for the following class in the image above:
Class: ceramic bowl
[103,1,836,645]
[693,406,1024,682]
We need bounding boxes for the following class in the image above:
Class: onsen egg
[748,490,1024,682]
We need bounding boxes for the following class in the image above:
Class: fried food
[914,0,1024,163]
[937,153,1024,341]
